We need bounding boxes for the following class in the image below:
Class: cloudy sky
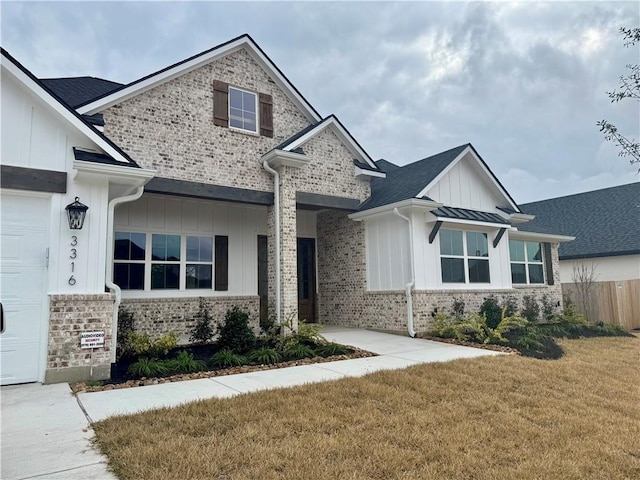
[2,1,638,203]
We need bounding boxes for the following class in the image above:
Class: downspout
[393,207,416,337]
[106,186,145,363]
[262,159,281,325]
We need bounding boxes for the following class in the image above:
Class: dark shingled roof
[519,182,640,259]
[73,148,139,168]
[359,144,469,211]
[433,206,509,225]
[375,159,399,173]
[40,77,123,108]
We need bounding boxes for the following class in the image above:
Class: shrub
[283,342,316,360]
[503,296,518,317]
[127,357,169,378]
[116,308,136,360]
[521,295,540,323]
[428,313,457,339]
[315,342,350,357]
[479,296,502,330]
[189,298,215,344]
[452,298,465,318]
[248,348,281,365]
[217,306,255,353]
[167,351,206,374]
[210,349,247,368]
[125,332,153,356]
[148,332,178,358]
[453,313,488,343]
[296,319,325,343]
[540,294,556,322]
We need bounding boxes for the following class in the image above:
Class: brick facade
[45,294,114,384]
[120,296,260,343]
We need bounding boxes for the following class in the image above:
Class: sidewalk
[77,326,502,422]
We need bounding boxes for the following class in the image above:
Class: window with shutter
[212,81,273,137]
[259,93,273,137]
[213,80,229,127]
[215,235,229,291]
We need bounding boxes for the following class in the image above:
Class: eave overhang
[349,198,443,221]
[509,230,575,243]
[262,149,310,169]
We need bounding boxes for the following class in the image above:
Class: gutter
[106,186,145,363]
[262,158,281,325]
[393,207,416,337]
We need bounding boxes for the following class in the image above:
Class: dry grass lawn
[94,336,640,480]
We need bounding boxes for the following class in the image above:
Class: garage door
[0,192,50,385]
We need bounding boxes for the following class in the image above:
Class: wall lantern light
[65,197,89,230]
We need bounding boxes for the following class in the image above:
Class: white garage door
[0,192,50,385]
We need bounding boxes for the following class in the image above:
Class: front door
[297,238,316,323]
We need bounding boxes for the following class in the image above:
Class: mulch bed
[70,346,376,394]
[418,335,521,354]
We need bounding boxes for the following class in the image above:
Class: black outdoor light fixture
[65,197,89,230]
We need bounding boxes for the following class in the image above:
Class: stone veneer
[318,209,564,333]
[45,294,114,384]
[120,296,260,343]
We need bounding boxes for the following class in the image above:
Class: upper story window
[439,229,490,284]
[229,87,258,133]
[509,240,544,284]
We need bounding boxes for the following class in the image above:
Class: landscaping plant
[167,351,207,374]
[217,306,255,353]
[248,348,281,365]
[479,296,502,330]
[210,349,247,368]
[127,357,169,378]
[315,342,350,357]
[189,297,215,343]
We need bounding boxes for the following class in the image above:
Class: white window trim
[439,229,491,285]
[510,240,544,285]
[114,230,218,294]
[228,86,259,134]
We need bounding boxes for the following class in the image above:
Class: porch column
[267,165,299,332]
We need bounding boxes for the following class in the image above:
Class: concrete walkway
[77,326,502,422]
[1,327,502,479]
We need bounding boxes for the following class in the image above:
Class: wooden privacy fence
[562,279,640,330]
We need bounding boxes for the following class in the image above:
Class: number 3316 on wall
[69,235,77,286]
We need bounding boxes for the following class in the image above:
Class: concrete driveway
[1,383,115,480]
[1,326,502,479]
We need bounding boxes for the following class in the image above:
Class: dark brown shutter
[213,80,229,127]
[259,93,273,137]
[543,242,554,285]
[215,235,229,291]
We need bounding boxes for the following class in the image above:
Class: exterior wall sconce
[65,197,89,230]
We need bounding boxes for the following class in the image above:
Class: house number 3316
[69,235,78,286]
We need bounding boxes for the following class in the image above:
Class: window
[114,232,146,289]
[229,87,257,133]
[440,229,490,284]
[510,240,544,284]
[114,232,228,292]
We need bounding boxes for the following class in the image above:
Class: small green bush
[121,331,177,359]
[210,349,247,368]
[521,295,540,323]
[167,351,206,374]
[540,294,556,322]
[248,348,281,365]
[125,332,153,356]
[283,342,316,360]
[189,297,215,343]
[116,308,136,360]
[315,342,350,357]
[148,332,178,358]
[503,296,518,317]
[217,306,255,353]
[453,313,488,343]
[428,313,458,339]
[127,357,169,377]
[479,296,502,330]
[452,298,465,318]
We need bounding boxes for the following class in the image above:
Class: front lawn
[93,335,640,480]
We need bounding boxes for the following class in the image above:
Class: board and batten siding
[425,155,504,212]
[114,194,268,297]
[365,213,411,291]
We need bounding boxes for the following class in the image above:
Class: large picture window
[114,232,227,292]
[509,240,544,284]
[439,229,490,284]
[229,86,257,133]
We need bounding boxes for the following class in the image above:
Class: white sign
[81,331,105,349]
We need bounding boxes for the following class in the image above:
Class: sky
[2,1,638,203]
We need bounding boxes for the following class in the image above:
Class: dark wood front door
[297,238,316,323]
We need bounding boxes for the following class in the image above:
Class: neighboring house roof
[77,34,322,124]
[519,182,640,259]
[42,76,123,126]
[275,115,381,172]
[1,48,141,169]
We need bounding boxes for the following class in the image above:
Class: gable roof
[1,48,141,169]
[375,159,399,173]
[275,115,380,171]
[359,143,520,213]
[77,34,322,124]
[518,182,640,259]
